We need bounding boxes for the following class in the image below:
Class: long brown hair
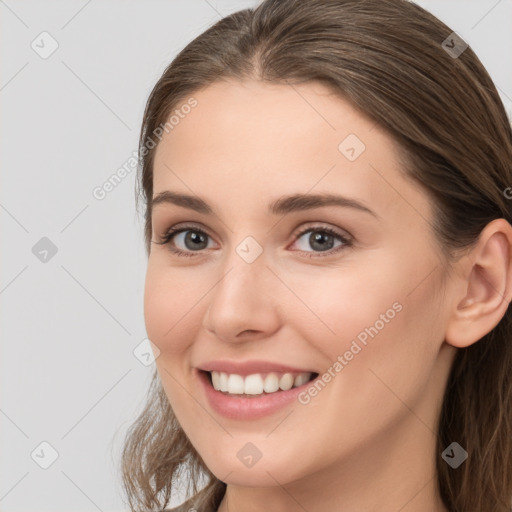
[121,1,512,510]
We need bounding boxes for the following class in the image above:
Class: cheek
[286,264,406,358]
[326,260,444,410]
[143,262,202,354]
[297,253,441,385]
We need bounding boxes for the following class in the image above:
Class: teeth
[219,372,229,392]
[227,374,244,394]
[293,373,310,387]
[279,373,294,391]
[209,371,313,395]
[244,374,264,395]
[211,371,221,390]
[263,373,279,393]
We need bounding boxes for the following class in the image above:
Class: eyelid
[290,221,352,241]
[158,222,216,244]
[157,221,352,241]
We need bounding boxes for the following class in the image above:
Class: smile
[197,369,320,420]
[209,370,316,395]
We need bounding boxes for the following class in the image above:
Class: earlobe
[445,219,512,349]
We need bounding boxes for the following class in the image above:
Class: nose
[201,252,281,344]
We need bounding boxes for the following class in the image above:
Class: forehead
[154,79,379,169]
[151,79,431,226]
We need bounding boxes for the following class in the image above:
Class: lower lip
[196,369,315,420]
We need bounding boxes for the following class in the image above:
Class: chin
[203,453,307,488]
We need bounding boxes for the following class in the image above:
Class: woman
[121,0,512,510]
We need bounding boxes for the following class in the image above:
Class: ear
[445,218,512,348]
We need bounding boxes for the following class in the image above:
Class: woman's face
[145,79,457,488]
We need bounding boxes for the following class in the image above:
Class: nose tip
[201,262,280,344]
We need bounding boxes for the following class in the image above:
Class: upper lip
[196,360,317,377]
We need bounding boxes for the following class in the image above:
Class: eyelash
[154,223,353,259]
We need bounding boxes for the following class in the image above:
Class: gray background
[1,1,511,511]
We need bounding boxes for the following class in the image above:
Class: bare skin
[144,79,512,512]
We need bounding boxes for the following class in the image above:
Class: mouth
[200,369,319,397]
[196,367,321,420]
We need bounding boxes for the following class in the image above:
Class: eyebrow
[151,190,379,218]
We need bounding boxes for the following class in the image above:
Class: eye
[152,223,352,258]
[152,224,215,257]
[290,225,352,258]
